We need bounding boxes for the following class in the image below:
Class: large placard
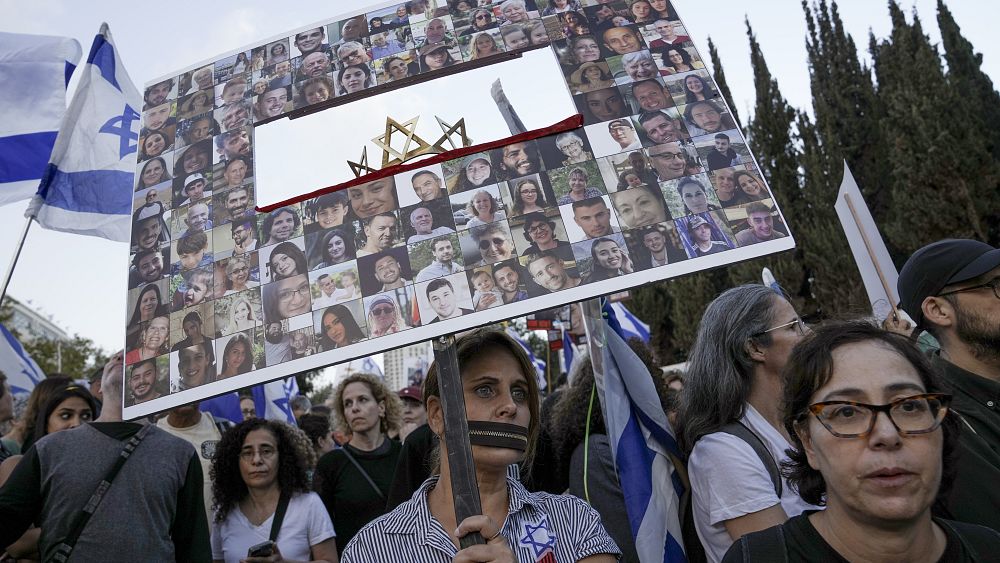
[124,0,794,418]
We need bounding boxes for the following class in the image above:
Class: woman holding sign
[340,329,620,562]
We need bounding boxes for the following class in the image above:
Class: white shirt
[312,291,338,309]
[211,492,335,563]
[157,412,223,524]
[687,404,822,563]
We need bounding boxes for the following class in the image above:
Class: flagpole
[0,216,34,304]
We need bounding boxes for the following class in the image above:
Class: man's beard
[955,304,1000,364]
[265,331,285,344]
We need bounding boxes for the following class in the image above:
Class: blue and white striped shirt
[342,475,621,562]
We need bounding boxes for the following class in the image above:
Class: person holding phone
[209,418,338,562]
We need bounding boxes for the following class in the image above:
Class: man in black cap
[897,238,1000,531]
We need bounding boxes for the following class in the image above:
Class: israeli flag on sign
[0,323,44,395]
[26,23,138,241]
[0,32,81,204]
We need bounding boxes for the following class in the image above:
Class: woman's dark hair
[317,305,366,351]
[550,338,670,486]
[780,320,959,507]
[511,178,551,215]
[423,329,540,475]
[337,64,373,93]
[294,76,336,108]
[222,333,254,375]
[420,45,458,72]
[19,375,74,450]
[732,170,768,201]
[270,42,286,56]
[586,237,626,282]
[320,227,356,265]
[683,73,712,103]
[210,418,313,523]
[677,285,780,452]
[140,131,169,160]
[665,46,694,68]
[521,212,556,243]
[128,284,167,327]
[137,157,171,189]
[33,384,98,443]
[267,241,308,280]
[297,412,331,451]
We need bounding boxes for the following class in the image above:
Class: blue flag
[0,323,44,396]
[26,23,137,241]
[598,321,687,562]
[0,32,81,204]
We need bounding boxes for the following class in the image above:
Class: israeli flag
[26,24,137,241]
[598,321,686,562]
[253,377,300,424]
[608,302,650,343]
[0,32,81,204]
[0,323,44,395]
[505,327,546,391]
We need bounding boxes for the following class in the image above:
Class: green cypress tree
[936,0,1000,243]
[871,2,988,253]
[707,36,743,129]
[802,1,890,224]
[724,21,809,309]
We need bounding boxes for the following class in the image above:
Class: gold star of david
[349,115,475,178]
[372,116,434,168]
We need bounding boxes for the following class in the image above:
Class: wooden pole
[842,193,899,319]
[431,334,485,548]
[0,216,33,305]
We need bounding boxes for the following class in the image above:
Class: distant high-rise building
[383,341,432,391]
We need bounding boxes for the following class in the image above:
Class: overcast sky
[0,0,995,352]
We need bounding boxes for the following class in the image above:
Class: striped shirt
[342,475,621,562]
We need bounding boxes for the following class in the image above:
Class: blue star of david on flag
[25,23,139,241]
[519,516,557,558]
[99,104,140,159]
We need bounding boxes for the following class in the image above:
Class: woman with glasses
[209,418,338,562]
[510,177,552,215]
[223,255,257,295]
[263,274,313,323]
[724,321,1000,561]
[678,284,818,562]
[461,8,496,36]
[520,212,569,255]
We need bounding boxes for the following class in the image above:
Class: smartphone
[247,540,275,558]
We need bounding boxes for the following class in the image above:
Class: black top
[314,438,402,554]
[932,354,1000,531]
[385,423,438,511]
[0,422,210,561]
[722,512,995,562]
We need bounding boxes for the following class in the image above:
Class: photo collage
[127,0,789,408]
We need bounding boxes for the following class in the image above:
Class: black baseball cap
[897,239,1000,327]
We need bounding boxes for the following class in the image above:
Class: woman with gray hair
[677,284,820,562]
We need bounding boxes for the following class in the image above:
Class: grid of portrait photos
[127,0,790,410]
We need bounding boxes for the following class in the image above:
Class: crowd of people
[1,237,998,562]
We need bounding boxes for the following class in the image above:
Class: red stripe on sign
[255,114,584,212]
